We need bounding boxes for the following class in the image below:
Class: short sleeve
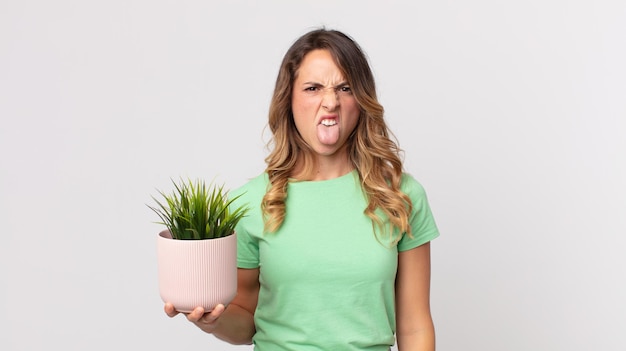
[236,220,260,268]
[397,174,440,252]
[229,176,264,269]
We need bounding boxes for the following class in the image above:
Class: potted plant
[148,178,249,313]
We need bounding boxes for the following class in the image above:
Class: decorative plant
[148,178,249,240]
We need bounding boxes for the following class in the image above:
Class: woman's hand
[162,269,260,345]
[164,302,227,334]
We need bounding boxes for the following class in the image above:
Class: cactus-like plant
[148,178,248,240]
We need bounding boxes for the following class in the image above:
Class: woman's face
[291,49,360,160]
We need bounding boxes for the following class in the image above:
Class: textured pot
[157,229,237,313]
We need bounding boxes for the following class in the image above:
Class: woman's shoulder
[400,172,427,197]
[230,172,269,201]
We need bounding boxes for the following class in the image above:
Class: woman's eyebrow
[301,81,348,88]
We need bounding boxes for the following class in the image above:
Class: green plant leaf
[147,178,249,240]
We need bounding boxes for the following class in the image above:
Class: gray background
[1,1,624,350]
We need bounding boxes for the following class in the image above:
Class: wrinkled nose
[321,89,339,111]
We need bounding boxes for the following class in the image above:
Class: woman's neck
[292,156,354,181]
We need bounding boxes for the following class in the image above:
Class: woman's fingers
[164,302,226,334]
[192,304,225,323]
[187,306,206,322]
[202,304,225,323]
[164,302,179,318]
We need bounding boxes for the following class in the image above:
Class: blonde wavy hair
[262,28,412,242]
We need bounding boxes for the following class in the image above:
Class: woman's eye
[304,86,318,92]
[339,86,352,93]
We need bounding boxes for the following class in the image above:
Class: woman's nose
[321,89,339,110]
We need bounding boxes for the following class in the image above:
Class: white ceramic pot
[156,229,237,313]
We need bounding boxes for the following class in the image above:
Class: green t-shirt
[230,170,439,351]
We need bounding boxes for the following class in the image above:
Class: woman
[165,28,440,351]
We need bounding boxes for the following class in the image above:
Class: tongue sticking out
[317,123,340,145]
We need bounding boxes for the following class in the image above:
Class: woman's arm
[395,242,435,351]
[165,267,260,345]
